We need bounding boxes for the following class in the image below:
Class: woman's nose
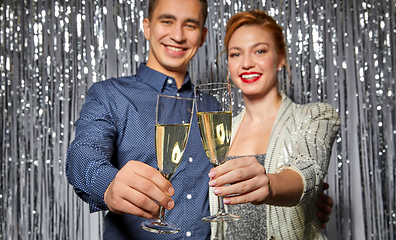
[241,55,255,69]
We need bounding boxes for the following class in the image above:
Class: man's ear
[200,27,208,47]
[143,18,150,40]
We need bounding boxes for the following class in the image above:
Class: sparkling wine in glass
[141,95,194,234]
[195,82,241,222]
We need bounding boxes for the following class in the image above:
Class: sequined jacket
[210,93,340,240]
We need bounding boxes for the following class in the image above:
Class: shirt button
[176,92,180,97]
[167,79,173,85]
[186,194,192,199]
[189,157,193,162]
[186,231,192,237]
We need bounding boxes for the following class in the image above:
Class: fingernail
[223,198,231,204]
[167,200,174,209]
[167,187,174,196]
[208,171,216,178]
[213,188,222,195]
[209,179,217,187]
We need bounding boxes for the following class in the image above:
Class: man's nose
[170,25,186,43]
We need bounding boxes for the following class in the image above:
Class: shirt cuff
[90,167,119,212]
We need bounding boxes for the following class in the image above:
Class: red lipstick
[239,72,262,83]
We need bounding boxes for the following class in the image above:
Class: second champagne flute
[195,82,241,222]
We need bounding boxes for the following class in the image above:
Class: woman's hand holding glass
[208,156,271,205]
[210,156,304,207]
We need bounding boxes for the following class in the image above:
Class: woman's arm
[208,157,303,206]
[209,102,340,206]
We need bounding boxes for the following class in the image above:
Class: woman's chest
[229,120,273,156]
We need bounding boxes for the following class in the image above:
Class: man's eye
[185,24,197,29]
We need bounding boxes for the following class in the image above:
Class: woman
[208,10,340,239]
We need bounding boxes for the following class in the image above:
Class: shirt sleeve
[276,103,340,205]
[66,82,119,212]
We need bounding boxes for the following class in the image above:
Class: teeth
[241,74,260,79]
[166,46,184,52]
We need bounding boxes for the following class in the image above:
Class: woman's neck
[242,88,282,123]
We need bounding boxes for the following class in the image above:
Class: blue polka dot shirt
[66,63,212,239]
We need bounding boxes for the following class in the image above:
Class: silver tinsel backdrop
[0,0,395,239]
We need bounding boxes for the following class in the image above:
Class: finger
[321,223,326,229]
[323,182,330,191]
[105,184,161,219]
[315,195,332,215]
[117,195,160,219]
[318,192,334,208]
[211,161,266,188]
[213,168,259,189]
[128,175,175,210]
[129,161,175,196]
[211,156,257,178]
[121,161,175,210]
[317,211,330,224]
[215,174,268,197]
[222,187,269,205]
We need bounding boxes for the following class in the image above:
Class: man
[66,0,333,239]
[66,0,210,239]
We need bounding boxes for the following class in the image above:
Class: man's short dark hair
[148,0,208,27]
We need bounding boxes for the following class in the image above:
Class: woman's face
[227,25,283,98]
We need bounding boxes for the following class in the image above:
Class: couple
[66,0,340,239]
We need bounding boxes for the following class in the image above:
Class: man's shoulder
[98,74,140,85]
[83,74,148,104]
[89,74,145,91]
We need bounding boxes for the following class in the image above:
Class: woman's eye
[257,50,267,54]
[229,53,240,57]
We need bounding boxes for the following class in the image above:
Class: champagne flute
[195,83,241,222]
[141,95,194,234]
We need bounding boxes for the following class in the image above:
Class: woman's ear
[277,56,285,71]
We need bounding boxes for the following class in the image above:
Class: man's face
[143,0,207,77]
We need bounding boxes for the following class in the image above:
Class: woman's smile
[240,72,262,83]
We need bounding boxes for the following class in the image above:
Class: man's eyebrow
[185,18,201,26]
[157,14,201,26]
[157,14,176,21]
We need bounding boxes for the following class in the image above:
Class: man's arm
[66,83,174,218]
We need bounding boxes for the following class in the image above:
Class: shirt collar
[136,63,193,92]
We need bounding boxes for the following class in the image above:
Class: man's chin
[162,62,189,74]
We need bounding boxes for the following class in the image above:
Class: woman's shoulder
[284,101,341,134]
[278,94,340,126]
[293,101,339,119]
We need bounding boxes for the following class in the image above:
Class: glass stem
[215,222,225,240]
[158,205,165,223]
[217,196,226,215]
